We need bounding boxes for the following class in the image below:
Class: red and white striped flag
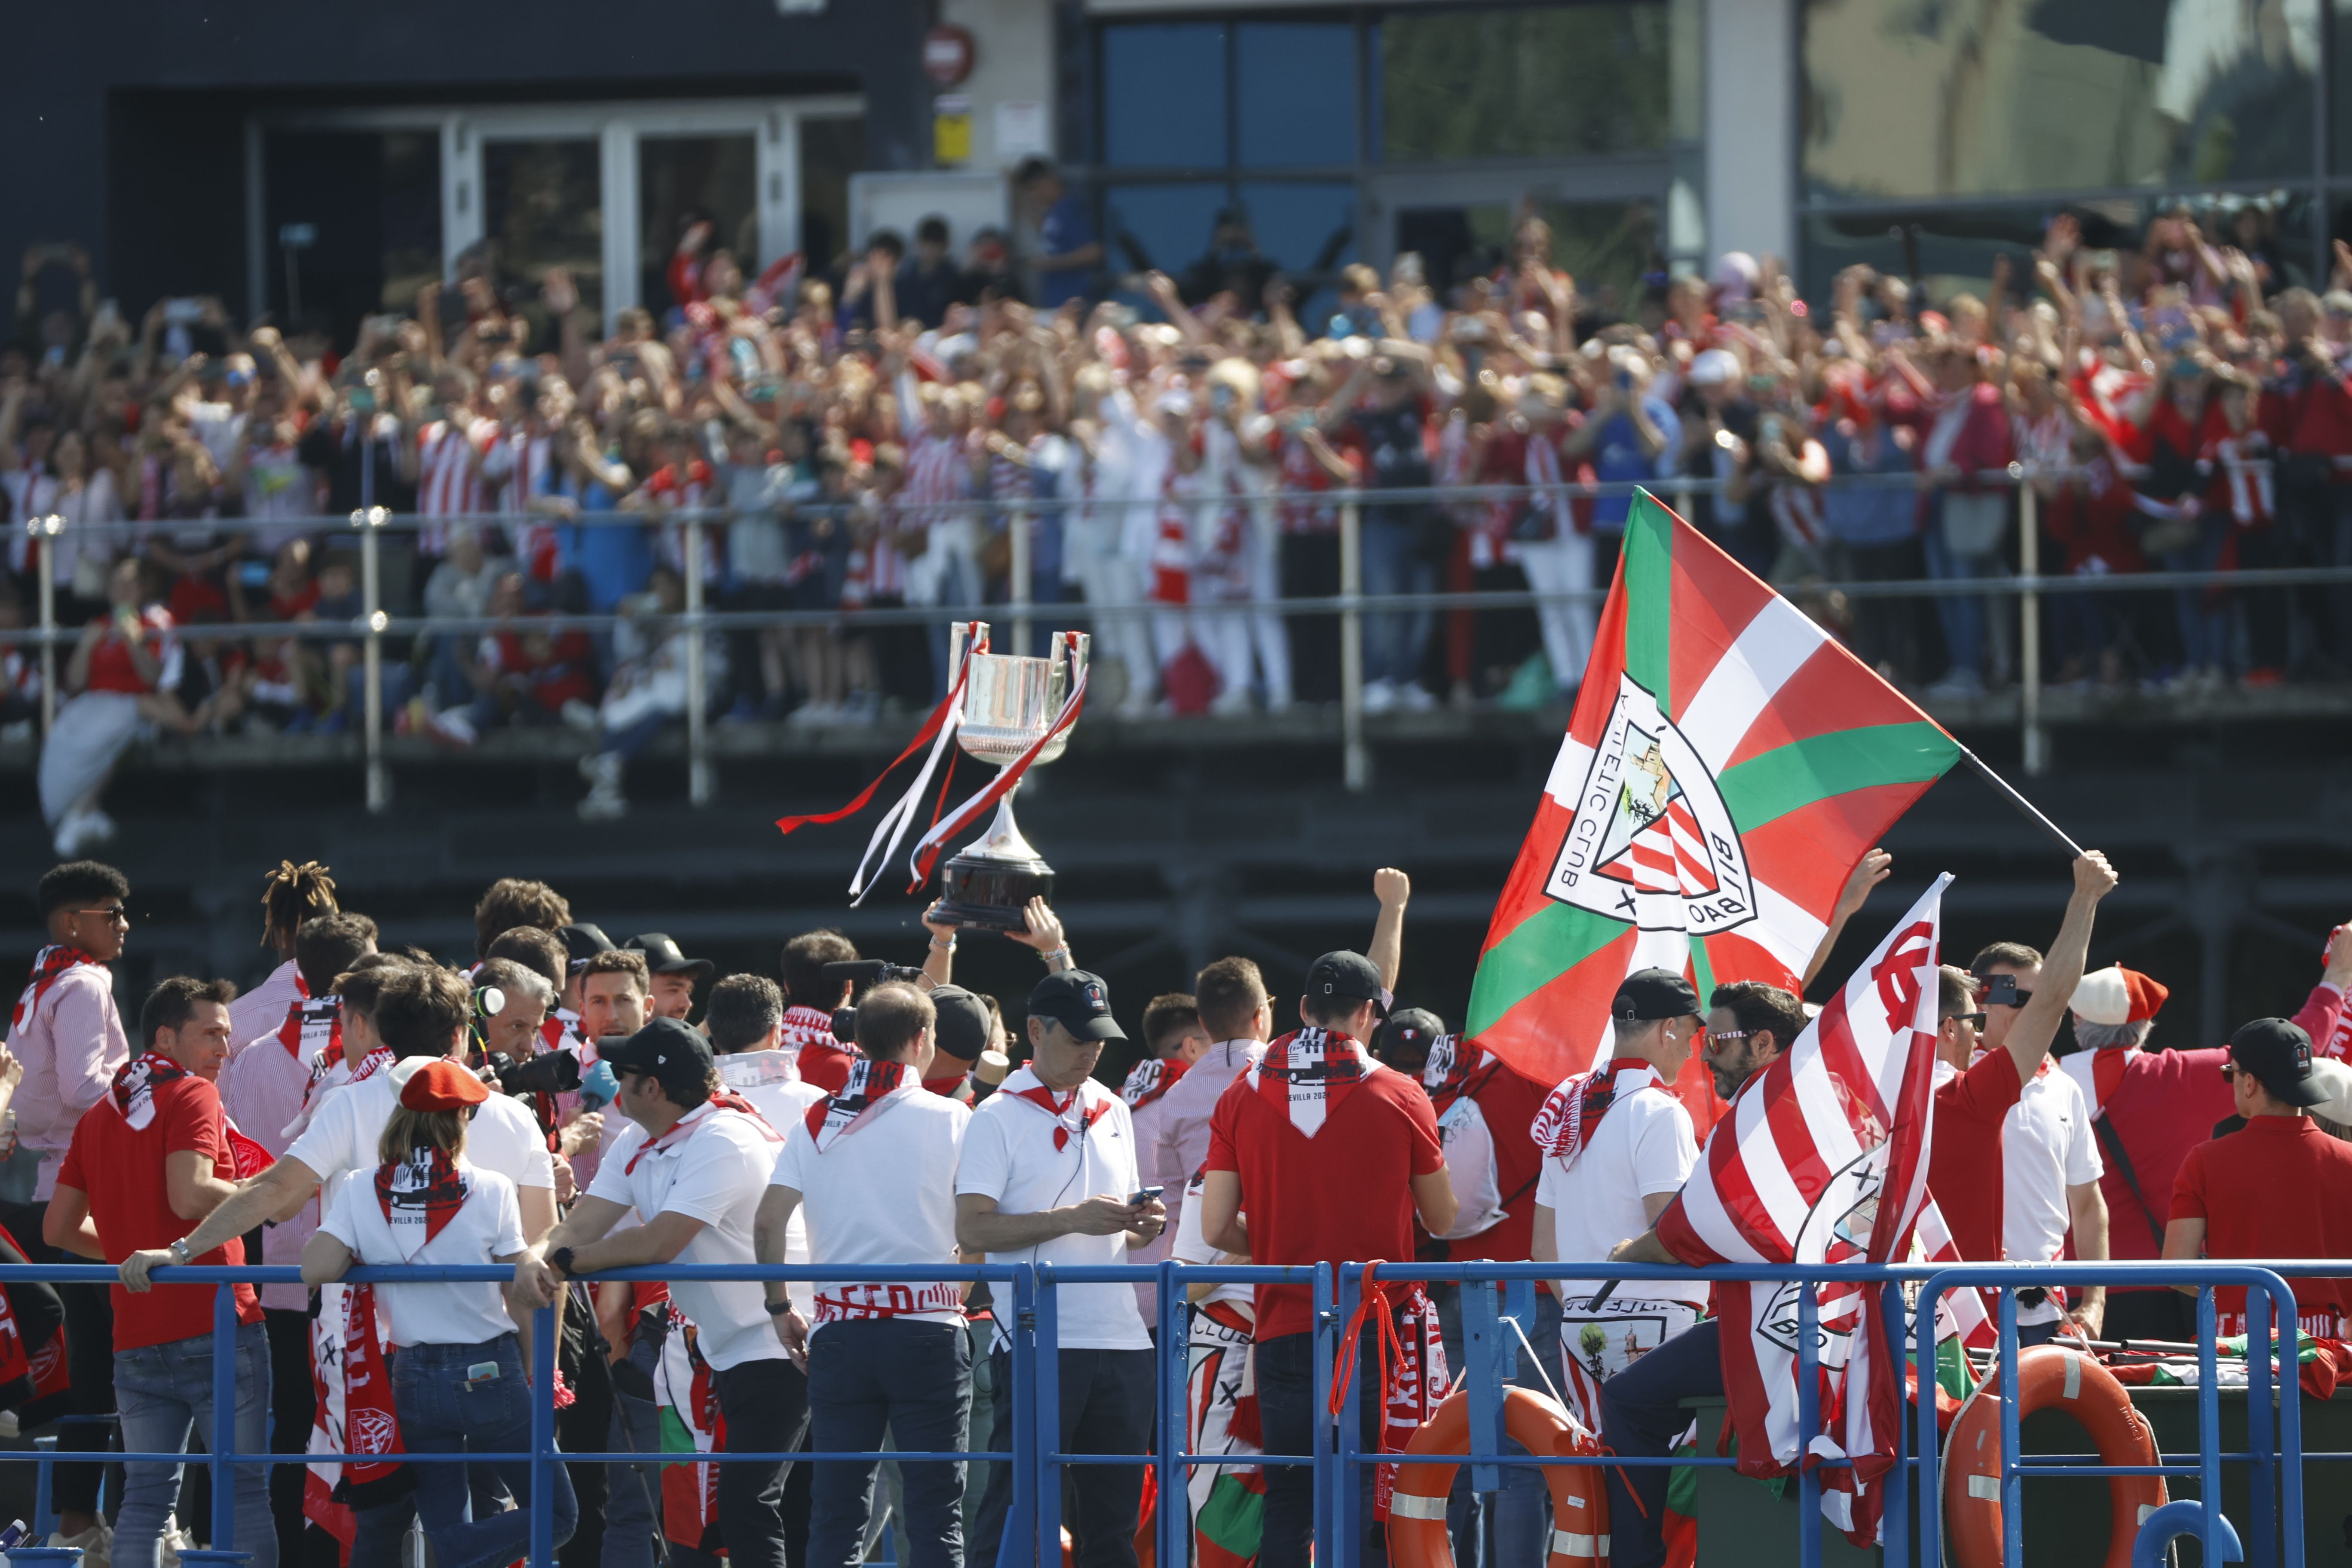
[1655,873,1951,1546]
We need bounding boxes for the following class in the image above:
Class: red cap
[398,1057,490,1112]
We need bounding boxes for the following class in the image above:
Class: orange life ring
[1942,1342,2166,1568]
[1386,1386,1610,1568]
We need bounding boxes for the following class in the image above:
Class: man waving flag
[1466,490,1963,1120]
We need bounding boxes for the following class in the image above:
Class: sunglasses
[1704,1029,1754,1045]
[71,905,129,925]
[1950,1012,1988,1030]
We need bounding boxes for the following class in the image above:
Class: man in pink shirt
[0,859,135,1560]
[2061,933,2351,1342]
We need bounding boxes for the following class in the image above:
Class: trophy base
[934,851,1055,933]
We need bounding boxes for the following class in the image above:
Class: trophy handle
[949,620,991,673]
[1060,629,1090,695]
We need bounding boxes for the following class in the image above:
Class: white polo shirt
[1535,1079,1706,1311]
[1167,1167,1249,1311]
[222,1006,334,1313]
[590,1102,787,1372]
[769,1080,969,1335]
[287,1065,555,1219]
[320,1162,525,1348]
[957,1072,1152,1352]
[2003,1066,2102,1323]
[720,1050,822,1266]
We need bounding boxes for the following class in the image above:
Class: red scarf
[1002,1068,1112,1152]
[1531,1056,1663,1169]
[1417,1034,1501,1116]
[803,1058,910,1152]
[625,1093,781,1176]
[347,1045,392,1085]
[112,1051,190,1131]
[1121,1057,1188,1110]
[306,1280,407,1536]
[13,945,98,1032]
[279,995,342,1064]
[375,1148,474,1259]
[1330,1266,1450,1521]
[1247,1028,1370,1137]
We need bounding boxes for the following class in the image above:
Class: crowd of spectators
[7,181,2352,783]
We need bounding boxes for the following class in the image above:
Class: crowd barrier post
[2248,1283,2277,1568]
[1461,1277,1504,1494]
[1036,1265,1065,1567]
[1798,1275,1824,1568]
[355,506,390,814]
[1995,1287,2024,1568]
[1312,1261,1336,1568]
[530,1299,557,1568]
[1335,1264,1364,1568]
[2017,472,2049,777]
[1880,1278,1911,1568]
[1155,1259,1188,1568]
[684,517,713,807]
[35,514,58,741]
[1338,504,1368,793]
[208,1283,242,1563]
[1009,499,1033,661]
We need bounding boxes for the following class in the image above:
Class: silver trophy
[932,623,1089,931]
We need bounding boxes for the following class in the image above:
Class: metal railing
[17,468,2352,809]
[0,1256,2332,1568]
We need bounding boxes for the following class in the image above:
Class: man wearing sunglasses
[0,859,134,1564]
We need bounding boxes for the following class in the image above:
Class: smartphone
[1978,973,2028,1008]
[1130,1186,1164,1206]
[163,297,205,326]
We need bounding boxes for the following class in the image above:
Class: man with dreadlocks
[228,861,340,1052]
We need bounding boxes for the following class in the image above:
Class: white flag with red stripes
[1655,873,1951,1546]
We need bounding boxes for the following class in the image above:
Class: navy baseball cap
[599,1017,714,1095]
[1613,968,1701,1022]
[1306,951,1387,1011]
[929,985,992,1063]
[2230,1017,2326,1107]
[1029,970,1126,1043]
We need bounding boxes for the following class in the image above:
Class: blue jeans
[1600,1317,1721,1568]
[1361,511,1436,688]
[1433,1287,1565,1568]
[2162,520,2231,671]
[374,1334,578,1568]
[604,1318,702,1568]
[114,1320,275,1568]
[1922,495,2006,684]
[808,1319,972,1568]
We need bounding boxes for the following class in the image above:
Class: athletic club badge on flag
[1655,873,1952,1547]
[1466,490,1963,1125]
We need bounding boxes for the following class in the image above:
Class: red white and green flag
[1465,490,1963,1118]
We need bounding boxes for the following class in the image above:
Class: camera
[822,959,928,1044]
[481,1048,583,1099]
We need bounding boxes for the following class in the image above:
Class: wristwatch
[167,1239,193,1266]
[764,1297,797,1317]
[547,1246,577,1277]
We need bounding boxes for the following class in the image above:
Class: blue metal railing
[0,1258,2330,1568]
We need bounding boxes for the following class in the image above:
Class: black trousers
[1253,1329,1387,1568]
[2104,1289,2196,1344]
[263,1307,342,1568]
[972,1347,1153,1568]
[1599,1316,1722,1568]
[0,1196,116,1513]
[806,1319,972,1568]
[710,1356,811,1568]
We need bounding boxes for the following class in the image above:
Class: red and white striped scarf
[1000,1067,1112,1152]
[1121,1056,1188,1109]
[1530,1057,1664,1171]
[1246,1028,1369,1138]
[803,1058,911,1152]
[279,995,341,1065]
[348,1045,392,1085]
[111,1051,190,1131]
[625,1093,782,1175]
[375,1147,474,1260]
[13,946,98,1033]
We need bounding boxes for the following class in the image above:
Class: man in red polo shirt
[2165,1017,2352,1337]
[1926,851,2118,1272]
[1199,950,1456,1568]
[45,976,273,1568]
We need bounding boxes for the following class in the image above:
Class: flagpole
[1958,746,2084,858]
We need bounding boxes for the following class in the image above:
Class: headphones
[469,984,508,1054]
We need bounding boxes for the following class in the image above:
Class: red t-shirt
[2095,1047,2233,1262]
[1205,1058,1446,1340]
[1927,1049,2024,1264]
[57,1074,263,1351]
[2170,1116,2352,1319]
[796,1040,861,1095]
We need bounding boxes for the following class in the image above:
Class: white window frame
[248,96,863,336]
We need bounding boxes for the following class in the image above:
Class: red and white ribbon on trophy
[772,627,1089,903]
[903,629,1089,891]
[773,622,983,903]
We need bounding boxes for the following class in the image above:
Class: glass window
[1803,0,2319,201]
[1381,5,1675,162]
[484,138,604,317]
[1105,183,1229,277]
[640,135,758,316]
[799,117,865,272]
[263,129,441,345]
[1240,179,1357,324]
[1237,22,1357,167]
[1103,24,1228,169]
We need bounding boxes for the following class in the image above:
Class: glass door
[482,137,605,319]
[639,135,757,316]
[1374,166,1670,318]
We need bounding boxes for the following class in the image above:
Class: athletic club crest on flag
[1546,673,1752,932]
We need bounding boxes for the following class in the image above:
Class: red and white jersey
[645,461,721,581]
[1149,458,1204,606]
[1769,480,1828,550]
[416,415,498,554]
[2209,429,2275,526]
[904,430,968,512]
[486,428,562,581]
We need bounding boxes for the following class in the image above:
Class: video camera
[480,1047,583,1099]
[822,959,928,1045]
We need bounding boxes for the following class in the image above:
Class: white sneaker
[51,812,89,858]
[84,810,117,844]
[1397,682,1437,712]
[1924,671,1986,702]
[159,1516,190,1568]
[1209,688,1254,717]
[1361,679,1398,714]
[578,782,629,821]
[426,709,478,749]
[560,699,600,733]
[48,1519,113,1568]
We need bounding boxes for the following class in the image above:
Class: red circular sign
[923,24,976,87]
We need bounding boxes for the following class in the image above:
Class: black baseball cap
[599,1017,715,1095]
[1372,1007,1446,1069]
[2230,1017,2327,1107]
[1613,968,1702,1023]
[1028,970,1126,1043]
[1306,951,1387,1011]
[561,923,616,970]
[929,985,992,1063]
[626,932,715,980]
